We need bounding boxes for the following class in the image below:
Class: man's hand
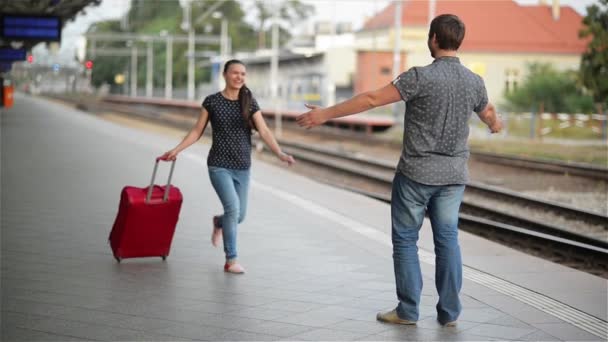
[489,116,503,134]
[490,118,503,133]
[296,104,327,129]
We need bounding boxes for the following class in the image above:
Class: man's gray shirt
[392,56,488,185]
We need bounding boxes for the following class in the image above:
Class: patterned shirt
[203,92,260,169]
[392,56,488,185]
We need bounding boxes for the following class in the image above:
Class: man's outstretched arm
[296,83,402,129]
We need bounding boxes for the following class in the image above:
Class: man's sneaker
[211,216,222,247]
[376,309,416,325]
[441,320,457,327]
[224,262,245,274]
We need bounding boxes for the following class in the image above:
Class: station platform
[2,94,606,341]
[103,95,395,134]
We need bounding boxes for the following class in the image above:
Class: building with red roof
[355,0,588,105]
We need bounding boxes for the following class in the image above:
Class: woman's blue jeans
[208,166,250,260]
[391,172,465,324]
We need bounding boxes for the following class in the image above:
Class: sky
[34,0,600,67]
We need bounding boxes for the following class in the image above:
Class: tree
[252,0,314,49]
[504,63,595,113]
[86,0,258,88]
[127,0,182,32]
[579,0,608,108]
[187,0,258,52]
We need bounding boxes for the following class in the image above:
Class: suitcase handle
[146,158,176,203]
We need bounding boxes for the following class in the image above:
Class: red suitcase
[109,158,182,262]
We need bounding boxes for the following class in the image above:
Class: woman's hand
[159,149,178,161]
[279,152,295,166]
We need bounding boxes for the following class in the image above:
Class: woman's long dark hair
[224,59,256,130]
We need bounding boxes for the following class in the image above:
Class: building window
[505,68,520,94]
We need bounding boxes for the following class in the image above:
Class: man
[296,14,502,326]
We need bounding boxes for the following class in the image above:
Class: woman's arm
[251,111,295,166]
[160,108,210,160]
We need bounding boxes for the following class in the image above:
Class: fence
[471,112,608,141]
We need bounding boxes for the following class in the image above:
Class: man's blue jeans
[208,166,250,260]
[391,172,465,324]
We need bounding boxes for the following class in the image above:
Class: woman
[160,59,295,274]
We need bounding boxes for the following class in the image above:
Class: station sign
[1,15,61,41]
[0,48,26,61]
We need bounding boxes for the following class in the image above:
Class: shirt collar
[433,56,460,64]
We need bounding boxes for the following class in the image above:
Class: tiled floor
[1,95,606,341]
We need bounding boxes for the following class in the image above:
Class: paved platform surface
[1,94,606,341]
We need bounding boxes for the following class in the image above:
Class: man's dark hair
[428,14,465,50]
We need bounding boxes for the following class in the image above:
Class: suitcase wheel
[114,256,122,263]
[161,256,167,261]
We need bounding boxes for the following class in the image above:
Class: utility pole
[146,40,153,97]
[220,18,228,60]
[392,0,403,124]
[270,2,280,137]
[165,35,173,99]
[130,45,138,97]
[185,1,195,101]
[91,39,96,58]
[184,0,225,100]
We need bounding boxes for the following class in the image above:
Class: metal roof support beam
[87,49,135,56]
[84,33,221,44]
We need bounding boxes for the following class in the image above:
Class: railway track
[89,94,608,181]
[470,151,608,181]
[272,141,608,277]
[54,95,608,277]
[278,141,607,237]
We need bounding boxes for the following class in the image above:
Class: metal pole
[530,110,536,139]
[270,4,281,137]
[371,0,378,91]
[188,27,195,100]
[165,36,173,99]
[146,40,153,97]
[86,69,91,92]
[187,1,195,100]
[123,67,128,95]
[429,0,436,25]
[220,18,228,60]
[598,103,606,142]
[65,72,70,94]
[130,46,138,97]
[392,0,403,124]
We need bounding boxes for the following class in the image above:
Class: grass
[468,139,607,167]
[377,126,607,167]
